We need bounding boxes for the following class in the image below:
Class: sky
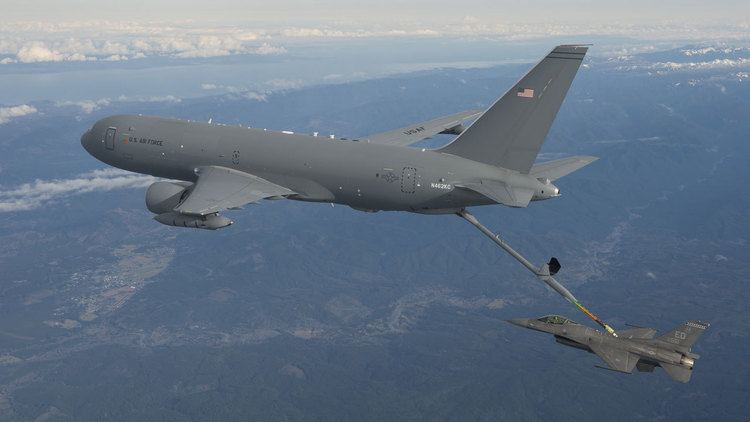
[2,0,750,25]
[1,1,749,106]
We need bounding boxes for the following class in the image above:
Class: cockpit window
[537,315,574,325]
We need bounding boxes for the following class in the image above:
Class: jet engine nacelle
[154,212,233,230]
[531,178,560,201]
[145,181,192,215]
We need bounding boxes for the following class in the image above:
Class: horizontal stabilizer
[530,156,598,181]
[457,179,534,208]
[661,362,693,383]
[364,109,482,147]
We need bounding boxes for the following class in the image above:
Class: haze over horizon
[4,0,750,24]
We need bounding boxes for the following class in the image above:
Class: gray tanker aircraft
[80,45,596,229]
[508,316,709,383]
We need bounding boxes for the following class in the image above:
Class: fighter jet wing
[589,344,639,373]
[175,166,294,216]
[617,327,657,340]
[363,109,482,147]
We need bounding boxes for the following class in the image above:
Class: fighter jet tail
[438,45,588,173]
[657,320,709,353]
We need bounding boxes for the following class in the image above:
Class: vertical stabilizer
[439,45,588,173]
[657,321,709,353]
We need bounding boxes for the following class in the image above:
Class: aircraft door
[105,127,116,150]
[401,166,417,194]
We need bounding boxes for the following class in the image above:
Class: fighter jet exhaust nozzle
[680,355,695,369]
[154,212,233,230]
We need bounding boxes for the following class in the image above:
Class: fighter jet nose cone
[507,319,528,327]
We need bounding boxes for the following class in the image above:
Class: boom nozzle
[548,257,561,275]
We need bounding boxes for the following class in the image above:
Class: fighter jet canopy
[537,315,577,325]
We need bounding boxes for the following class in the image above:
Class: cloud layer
[0,169,156,212]
[0,104,37,124]
[0,22,286,63]
[2,19,749,65]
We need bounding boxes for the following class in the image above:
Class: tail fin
[657,321,709,353]
[439,45,588,173]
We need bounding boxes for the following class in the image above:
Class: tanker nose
[80,129,93,154]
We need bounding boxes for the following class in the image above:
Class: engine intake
[145,181,192,215]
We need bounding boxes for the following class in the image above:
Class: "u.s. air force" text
[125,136,164,146]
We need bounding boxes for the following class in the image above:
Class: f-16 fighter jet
[508,315,709,383]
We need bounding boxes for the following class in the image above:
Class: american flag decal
[517,88,534,98]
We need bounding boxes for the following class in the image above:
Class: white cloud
[201,83,268,100]
[682,47,744,56]
[16,42,65,62]
[651,58,750,71]
[141,95,182,103]
[265,78,302,90]
[103,54,128,61]
[0,168,156,212]
[55,95,179,113]
[116,94,181,103]
[0,23,279,63]
[0,104,38,124]
[242,91,267,102]
[1,19,749,67]
[55,98,110,114]
[255,42,286,55]
[323,73,343,81]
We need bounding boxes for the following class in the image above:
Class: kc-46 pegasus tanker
[81,45,594,229]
